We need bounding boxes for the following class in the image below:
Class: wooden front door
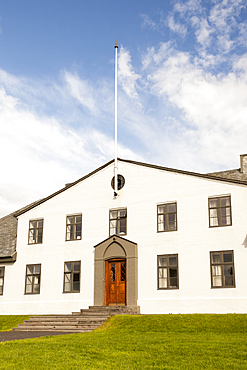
[105,259,126,305]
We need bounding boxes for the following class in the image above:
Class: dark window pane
[73,282,80,291]
[158,205,166,214]
[65,263,72,272]
[220,197,230,207]
[168,204,176,213]
[119,219,126,233]
[159,257,167,267]
[168,221,176,230]
[73,273,80,282]
[169,268,177,278]
[224,275,233,286]
[223,253,232,263]
[212,253,221,263]
[75,216,82,223]
[169,256,177,266]
[224,265,233,276]
[169,277,177,288]
[111,264,115,282]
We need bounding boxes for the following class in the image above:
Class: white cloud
[140,14,157,30]
[145,45,247,169]
[118,47,140,99]
[167,14,187,37]
[63,72,98,115]
[0,70,142,217]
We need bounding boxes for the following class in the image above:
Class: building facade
[0,156,247,314]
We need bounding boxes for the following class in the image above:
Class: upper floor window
[210,251,235,288]
[157,254,179,289]
[157,203,177,232]
[66,214,82,241]
[25,264,41,294]
[63,261,81,293]
[0,267,5,295]
[208,195,232,227]
[28,219,43,244]
[109,208,127,236]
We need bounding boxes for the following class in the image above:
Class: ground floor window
[157,254,178,289]
[210,250,235,288]
[0,267,5,295]
[63,261,81,293]
[25,264,41,294]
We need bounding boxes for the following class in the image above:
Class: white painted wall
[1,160,247,314]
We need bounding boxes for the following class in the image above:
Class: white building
[0,155,247,314]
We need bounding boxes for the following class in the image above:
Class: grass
[0,315,29,332]
[0,314,247,369]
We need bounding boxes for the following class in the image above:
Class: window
[66,214,82,241]
[109,209,127,236]
[28,219,43,244]
[25,264,41,294]
[157,203,177,232]
[210,251,235,288]
[63,261,81,293]
[0,267,5,295]
[157,254,178,289]
[208,196,232,227]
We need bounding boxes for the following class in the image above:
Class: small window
[0,267,5,295]
[157,203,177,232]
[157,254,179,289]
[209,196,232,227]
[25,264,41,294]
[28,219,43,244]
[63,261,81,293]
[109,209,127,236]
[210,251,235,288]
[66,214,82,241]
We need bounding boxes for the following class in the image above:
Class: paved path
[0,331,74,342]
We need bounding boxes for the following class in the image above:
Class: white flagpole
[114,41,118,196]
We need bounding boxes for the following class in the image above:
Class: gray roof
[1,158,247,260]
[208,169,247,182]
[0,200,42,261]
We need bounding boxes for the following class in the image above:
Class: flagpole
[114,41,118,196]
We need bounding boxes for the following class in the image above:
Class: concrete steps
[13,305,140,333]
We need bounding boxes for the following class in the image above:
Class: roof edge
[0,251,17,263]
[13,157,247,218]
[14,159,114,217]
[119,158,247,186]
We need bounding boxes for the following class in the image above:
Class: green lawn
[0,314,247,369]
[0,315,29,332]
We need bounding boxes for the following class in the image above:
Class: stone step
[28,316,109,322]
[87,306,140,314]
[13,326,93,333]
[12,306,140,332]
[15,324,100,331]
[21,320,106,326]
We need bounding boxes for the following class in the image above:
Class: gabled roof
[13,157,247,217]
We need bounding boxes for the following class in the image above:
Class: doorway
[105,259,126,305]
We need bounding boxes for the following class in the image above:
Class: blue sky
[0,0,247,216]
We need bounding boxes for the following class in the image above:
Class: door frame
[94,235,138,307]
